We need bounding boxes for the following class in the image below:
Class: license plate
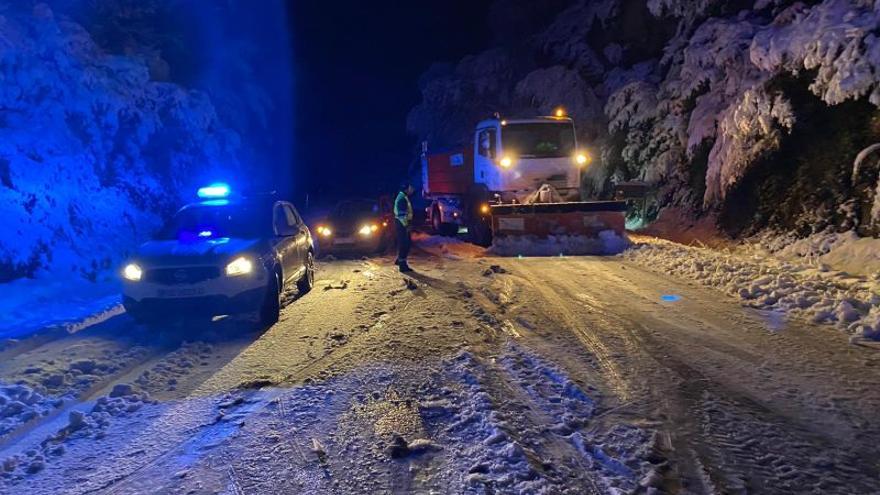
[156,287,206,298]
[334,237,355,245]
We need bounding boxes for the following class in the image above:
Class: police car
[121,184,315,327]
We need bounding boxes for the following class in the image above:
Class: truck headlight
[499,156,513,168]
[123,263,143,282]
[576,153,590,166]
[225,256,254,277]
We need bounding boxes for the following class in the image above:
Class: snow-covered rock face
[411,0,880,235]
[0,5,241,281]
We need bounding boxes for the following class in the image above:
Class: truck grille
[144,266,220,285]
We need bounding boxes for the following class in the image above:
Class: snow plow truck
[422,110,627,255]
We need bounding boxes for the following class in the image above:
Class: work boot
[399,263,413,273]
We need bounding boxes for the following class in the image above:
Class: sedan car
[121,187,315,327]
[313,198,394,255]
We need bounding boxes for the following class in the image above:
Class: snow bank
[756,229,880,279]
[0,275,120,339]
[490,230,630,257]
[624,238,880,341]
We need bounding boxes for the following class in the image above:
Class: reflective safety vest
[394,191,413,227]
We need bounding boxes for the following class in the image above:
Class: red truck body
[423,148,473,195]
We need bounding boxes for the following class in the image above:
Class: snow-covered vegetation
[0,1,291,284]
[0,3,238,282]
[410,0,880,240]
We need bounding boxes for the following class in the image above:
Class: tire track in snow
[474,349,605,494]
[511,260,636,403]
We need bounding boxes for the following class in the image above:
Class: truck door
[474,126,499,191]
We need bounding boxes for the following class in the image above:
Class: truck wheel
[297,251,315,294]
[432,205,460,237]
[259,272,281,328]
[469,217,492,247]
[431,206,443,233]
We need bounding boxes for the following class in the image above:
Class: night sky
[288,1,493,204]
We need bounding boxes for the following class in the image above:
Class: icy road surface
[1,237,879,494]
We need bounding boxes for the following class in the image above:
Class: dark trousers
[395,220,411,263]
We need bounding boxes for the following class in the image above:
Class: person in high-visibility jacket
[394,182,415,272]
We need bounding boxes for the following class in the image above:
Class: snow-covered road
[2,237,879,494]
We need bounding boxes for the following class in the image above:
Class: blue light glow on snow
[197,183,231,199]
[660,294,682,302]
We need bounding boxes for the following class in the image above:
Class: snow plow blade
[488,201,629,256]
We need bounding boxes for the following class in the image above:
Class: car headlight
[122,263,143,282]
[359,224,379,236]
[317,226,332,237]
[225,256,254,277]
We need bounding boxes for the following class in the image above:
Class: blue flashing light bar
[197,182,231,199]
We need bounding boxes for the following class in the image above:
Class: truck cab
[473,116,588,203]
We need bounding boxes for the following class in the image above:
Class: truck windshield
[156,204,271,240]
[501,123,576,158]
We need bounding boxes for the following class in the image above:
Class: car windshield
[331,200,378,218]
[502,122,576,158]
[156,203,271,240]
